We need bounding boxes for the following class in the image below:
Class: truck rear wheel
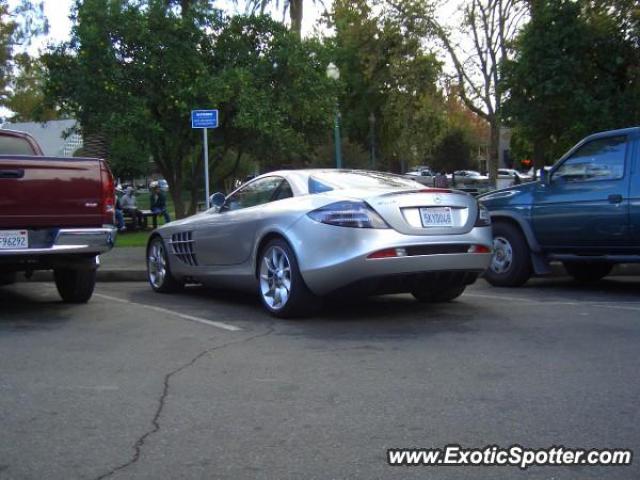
[484,222,532,287]
[563,262,613,283]
[54,267,96,303]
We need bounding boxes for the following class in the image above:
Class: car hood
[477,180,540,208]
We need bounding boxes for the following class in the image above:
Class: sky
[18,0,331,53]
[21,0,464,54]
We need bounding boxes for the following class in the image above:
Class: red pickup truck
[0,129,116,302]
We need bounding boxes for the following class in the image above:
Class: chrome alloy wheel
[260,246,292,310]
[491,236,513,274]
[148,240,167,288]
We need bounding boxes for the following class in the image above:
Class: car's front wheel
[54,267,96,303]
[258,238,319,318]
[484,222,532,287]
[563,262,613,283]
[147,236,183,293]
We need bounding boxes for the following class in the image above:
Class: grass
[115,230,151,248]
[114,190,177,248]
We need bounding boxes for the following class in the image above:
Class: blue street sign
[191,110,218,129]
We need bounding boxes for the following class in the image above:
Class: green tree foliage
[328,0,445,172]
[431,127,473,172]
[0,0,48,112]
[43,0,335,217]
[502,0,640,166]
[243,0,319,38]
[5,53,57,121]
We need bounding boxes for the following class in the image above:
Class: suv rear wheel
[563,262,613,283]
[485,222,532,287]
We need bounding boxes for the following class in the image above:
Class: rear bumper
[0,227,116,256]
[287,217,492,296]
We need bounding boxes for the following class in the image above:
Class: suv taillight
[100,162,115,225]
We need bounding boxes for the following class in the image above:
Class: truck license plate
[0,230,29,249]
[420,207,453,227]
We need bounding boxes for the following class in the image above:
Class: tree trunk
[289,0,303,37]
[157,160,186,220]
[488,119,500,187]
[170,173,185,219]
[532,139,545,180]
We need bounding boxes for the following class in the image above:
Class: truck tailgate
[0,156,106,229]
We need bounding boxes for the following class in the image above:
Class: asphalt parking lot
[1,277,639,480]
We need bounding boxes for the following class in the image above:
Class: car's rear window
[0,135,36,155]
[309,171,422,191]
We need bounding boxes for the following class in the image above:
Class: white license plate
[0,230,29,250]
[420,207,453,227]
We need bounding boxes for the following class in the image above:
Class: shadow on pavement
[0,286,71,330]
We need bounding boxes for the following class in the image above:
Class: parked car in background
[449,170,489,187]
[405,167,437,186]
[498,168,532,182]
[496,169,532,189]
[480,127,640,287]
[147,170,493,317]
[0,129,116,302]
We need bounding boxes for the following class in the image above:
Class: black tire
[147,236,183,293]
[0,272,16,286]
[484,221,532,287]
[563,262,613,283]
[257,238,320,318]
[54,268,96,303]
[411,282,467,303]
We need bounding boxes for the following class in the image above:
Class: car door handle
[0,169,24,179]
[608,194,623,204]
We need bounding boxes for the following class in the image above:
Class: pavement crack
[93,324,275,480]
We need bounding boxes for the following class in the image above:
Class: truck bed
[0,155,108,229]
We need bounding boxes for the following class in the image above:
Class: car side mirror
[539,169,548,185]
[209,192,226,209]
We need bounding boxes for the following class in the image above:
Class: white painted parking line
[465,292,640,311]
[94,293,242,332]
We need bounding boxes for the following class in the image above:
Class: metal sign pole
[203,127,209,209]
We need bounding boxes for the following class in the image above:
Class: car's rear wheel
[563,262,613,283]
[147,236,183,293]
[258,238,319,318]
[0,272,16,286]
[411,282,467,303]
[484,222,532,287]
[54,267,96,303]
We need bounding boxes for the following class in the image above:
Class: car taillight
[100,162,115,224]
[475,203,491,227]
[307,201,389,229]
[468,245,491,254]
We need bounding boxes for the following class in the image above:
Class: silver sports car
[146,170,493,317]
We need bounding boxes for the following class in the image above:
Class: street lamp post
[326,62,343,169]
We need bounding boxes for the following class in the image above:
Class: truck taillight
[100,162,115,224]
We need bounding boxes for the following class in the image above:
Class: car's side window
[272,180,294,201]
[553,136,627,183]
[223,177,284,212]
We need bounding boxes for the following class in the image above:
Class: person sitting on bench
[120,187,144,229]
[149,182,171,226]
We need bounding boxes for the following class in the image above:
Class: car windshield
[309,171,423,192]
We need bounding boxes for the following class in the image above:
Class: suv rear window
[0,135,36,155]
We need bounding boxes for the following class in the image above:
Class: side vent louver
[170,231,198,266]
